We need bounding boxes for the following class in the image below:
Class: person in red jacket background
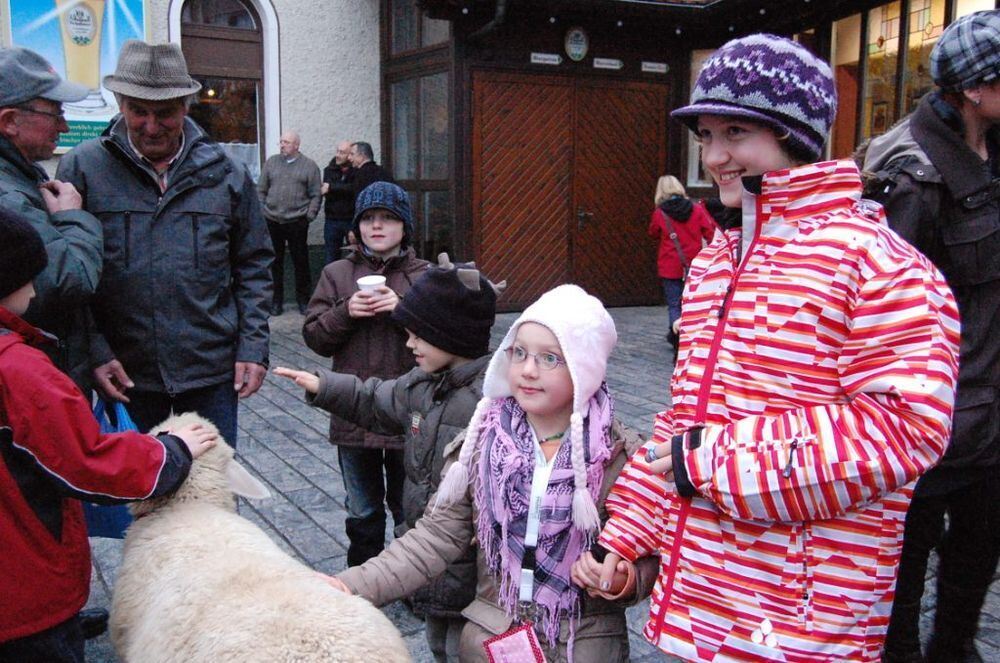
[0,208,217,662]
[647,175,717,348]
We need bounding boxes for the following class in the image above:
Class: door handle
[577,207,593,230]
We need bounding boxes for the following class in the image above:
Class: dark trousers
[337,446,405,567]
[126,381,239,449]
[324,218,353,265]
[0,614,84,663]
[885,473,1000,658]
[267,217,312,306]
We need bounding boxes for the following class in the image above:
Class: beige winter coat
[338,419,656,663]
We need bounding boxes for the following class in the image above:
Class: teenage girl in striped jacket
[572,35,961,662]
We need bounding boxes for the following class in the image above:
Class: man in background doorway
[349,141,394,205]
[321,140,355,264]
[259,130,322,315]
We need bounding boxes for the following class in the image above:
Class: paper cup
[357,275,387,291]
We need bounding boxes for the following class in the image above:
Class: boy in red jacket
[0,209,217,662]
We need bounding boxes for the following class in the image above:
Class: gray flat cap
[0,47,88,107]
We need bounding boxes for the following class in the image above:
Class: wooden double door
[472,70,669,308]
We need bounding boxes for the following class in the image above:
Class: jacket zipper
[192,215,199,269]
[653,196,765,639]
[123,211,131,268]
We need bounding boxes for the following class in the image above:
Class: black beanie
[392,254,499,359]
[0,207,48,299]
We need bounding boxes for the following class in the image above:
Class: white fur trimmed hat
[434,284,617,534]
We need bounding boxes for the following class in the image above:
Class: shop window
[901,0,946,116]
[831,13,862,159]
[390,71,451,259]
[181,0,263,179]
[685,49,715,189]
[862,2,902,141]
[182,0,256,29]
[955,0,996,17]
[391,0,449,55]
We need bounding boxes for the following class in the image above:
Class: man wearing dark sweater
[259,131,322,315]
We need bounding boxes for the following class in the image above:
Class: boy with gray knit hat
[277,254,502,662]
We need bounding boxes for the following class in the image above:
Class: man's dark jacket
[323,161,354,221]
[864,93,1000,494]
[352,160,394,202]
[0,136,102,389]
[56,116,274,394]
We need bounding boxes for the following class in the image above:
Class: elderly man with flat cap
[0,48,102,390]
[57,40,273,449]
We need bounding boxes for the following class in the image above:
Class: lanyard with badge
[482,429,556,663]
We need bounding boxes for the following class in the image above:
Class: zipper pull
[783,438,799,478]
[718,284,733,318]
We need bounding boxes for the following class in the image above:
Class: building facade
[3,0,996,307]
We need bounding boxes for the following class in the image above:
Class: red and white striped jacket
[599,161,960,662]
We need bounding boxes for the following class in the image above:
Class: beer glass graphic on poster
[8,0,148,150]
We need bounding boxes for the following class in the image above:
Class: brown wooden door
[572,79,666,305]
[472,70,667,309]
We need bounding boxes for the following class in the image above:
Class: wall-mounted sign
[641,61,669,74]
[593,58,623,70]
[564,26,588,62]
[8,0,150,152]
[531,52,563,66]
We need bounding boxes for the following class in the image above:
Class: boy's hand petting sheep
[167,423,218,459]
[273,367,320,394]
[316,573,352,594]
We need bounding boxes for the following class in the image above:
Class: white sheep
[110,412,411,663]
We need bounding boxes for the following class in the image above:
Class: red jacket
[0,307,192,642]
[648,199,718,279]
[601,161,960,662]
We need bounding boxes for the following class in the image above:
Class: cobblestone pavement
[86,306,998,662]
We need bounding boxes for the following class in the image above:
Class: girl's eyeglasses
[505,345,566,370]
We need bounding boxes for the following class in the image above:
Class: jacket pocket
[946,385,999,467]
[940,210,1000,286]
[461,598,513,635]
[190,213,232,279]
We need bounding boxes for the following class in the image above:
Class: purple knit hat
[672,34,837,162]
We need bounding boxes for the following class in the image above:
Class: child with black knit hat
[0,208,217,659]
[278,253,501,661]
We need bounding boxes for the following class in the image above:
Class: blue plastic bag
[82,399,138,539]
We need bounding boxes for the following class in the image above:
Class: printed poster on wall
[8,0,149,151]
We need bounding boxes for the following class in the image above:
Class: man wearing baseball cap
[0,48,103,391]
[56,40,273,451]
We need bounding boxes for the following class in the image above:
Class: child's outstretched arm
[275,365,410,437]
[273,367,320,394]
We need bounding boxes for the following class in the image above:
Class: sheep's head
[129,412,270,518]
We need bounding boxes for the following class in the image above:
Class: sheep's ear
[225,461,271,499]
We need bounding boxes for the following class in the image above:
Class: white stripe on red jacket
[599,160,960,662]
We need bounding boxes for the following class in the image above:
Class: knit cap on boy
[435,284,617,534]
[0,207,48,299]
[352,181,414,250]
[391,253,499,360]
[671,33,837,163]
[930,10,1000,92]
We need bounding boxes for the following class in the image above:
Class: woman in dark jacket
[862,10,1000,662]
[647,175,717,345]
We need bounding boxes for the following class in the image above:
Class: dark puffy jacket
[0,308,192,642]
[322,161,355,221]
[352,161,394,204]
[302,248,428,449]
[863,93,1000,494]
[308,354,490,617]
[56,117,274,393]
[0,137,102,390]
